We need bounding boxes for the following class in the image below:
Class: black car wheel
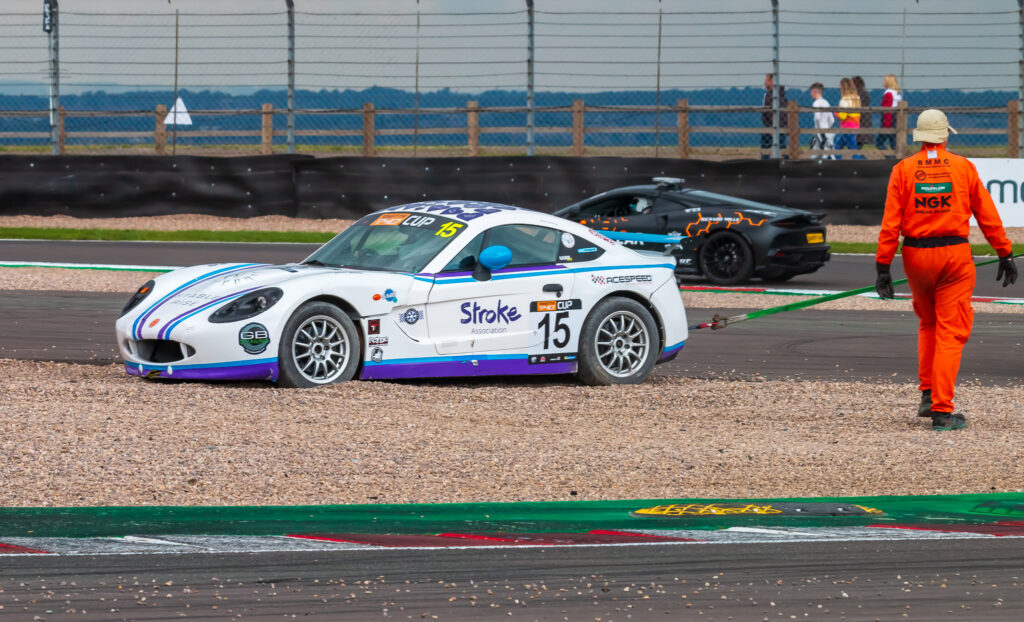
[698,231,754,285]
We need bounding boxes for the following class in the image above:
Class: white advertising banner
[969,158,1024,227]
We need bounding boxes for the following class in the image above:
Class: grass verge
[829,241,1021,256]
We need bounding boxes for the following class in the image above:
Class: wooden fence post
[1008,100,1020,158]
[895,100,908,159]
[362,102,375,156]
[467,100,479,156]
[57,106,66,155]
[261,103,274,155]
[155,104,167,155]
[572,99,584,156]
[676,99,689,158]
[786,100,799,159]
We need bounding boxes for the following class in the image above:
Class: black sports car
[553,177,831,285]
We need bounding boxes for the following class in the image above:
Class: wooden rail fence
[0,100,1019,159]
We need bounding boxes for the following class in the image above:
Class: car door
[426,224,575,355]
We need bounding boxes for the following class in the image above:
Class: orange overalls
[877,144,1013,413]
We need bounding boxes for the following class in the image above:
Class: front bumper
[124,358,279,381]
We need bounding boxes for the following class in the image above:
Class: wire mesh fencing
[0,1,1021,158]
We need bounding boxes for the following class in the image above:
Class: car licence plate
[806,232,824,244]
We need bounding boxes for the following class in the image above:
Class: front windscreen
[303,212,468,273]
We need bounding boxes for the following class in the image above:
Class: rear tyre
[277,302,360,388]
[577,297,659,386]
[698,231,754,285]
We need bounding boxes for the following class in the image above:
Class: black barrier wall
[0,155,308,218]
[0,155,894,225]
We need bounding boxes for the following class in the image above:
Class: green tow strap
[690,254,1014,331]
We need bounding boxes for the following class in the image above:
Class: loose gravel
[2,359,1021,507]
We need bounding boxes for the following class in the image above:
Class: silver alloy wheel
[291,314,350,384]
[594,310,650,378]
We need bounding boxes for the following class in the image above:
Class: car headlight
[120,280,155,318]
[209,288,283,324]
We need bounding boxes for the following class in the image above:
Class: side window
[441,232,484,272]
[652,196,685,213]
[558,230,606,263]
[576,194,654,218]
[486,224,560,267]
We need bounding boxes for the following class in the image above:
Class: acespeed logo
[915,182,952,194]
[591,274,653,285]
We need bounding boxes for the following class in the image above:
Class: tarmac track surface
[0,238,1015,298]
[2,539,1024,621]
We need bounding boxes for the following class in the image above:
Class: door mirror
[478,245,512,271]
[473,245,512,281]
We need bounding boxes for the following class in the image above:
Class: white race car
[116,201,687,387]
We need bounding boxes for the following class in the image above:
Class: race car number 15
[435,222,464,238]
[538,312,570,349]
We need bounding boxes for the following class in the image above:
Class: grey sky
[2,0,1021,95]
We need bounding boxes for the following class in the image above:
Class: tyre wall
[0,155,894,225]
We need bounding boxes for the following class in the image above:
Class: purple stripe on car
[157,285,263,339]
[434,264,567,279]
[360,358,576,380]
[126,361,279,382]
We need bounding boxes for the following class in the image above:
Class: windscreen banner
[970,158,1024,227]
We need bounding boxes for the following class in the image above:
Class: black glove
[997,254,1017,287]
[875,262,894,299]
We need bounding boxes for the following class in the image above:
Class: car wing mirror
[474,245,512,281]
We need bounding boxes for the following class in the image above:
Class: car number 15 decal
[531,299,581,350]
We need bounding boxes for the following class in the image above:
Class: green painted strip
[1,493,1021,538]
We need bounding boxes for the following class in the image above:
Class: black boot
[931,412,967,431]
[918,389,932,417]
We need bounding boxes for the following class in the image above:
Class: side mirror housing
[473,245,512,281]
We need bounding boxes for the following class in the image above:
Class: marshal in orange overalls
[876,144,1013,414]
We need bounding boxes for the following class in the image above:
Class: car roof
[372,200,588,234]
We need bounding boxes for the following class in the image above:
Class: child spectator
[875,73,903,157]
[853,76,872,149]
[835,77,861,157]
[808,82,835,159]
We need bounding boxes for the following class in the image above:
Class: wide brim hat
[913,109,957,143]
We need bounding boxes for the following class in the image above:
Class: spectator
[808,82,835,159]
[875,73,903,157]
[853,75,872,149]
[761,73,788,159]
[834,77,861,157]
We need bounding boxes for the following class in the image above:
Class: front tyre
[277,302,360,388]
[577,297,659,386]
